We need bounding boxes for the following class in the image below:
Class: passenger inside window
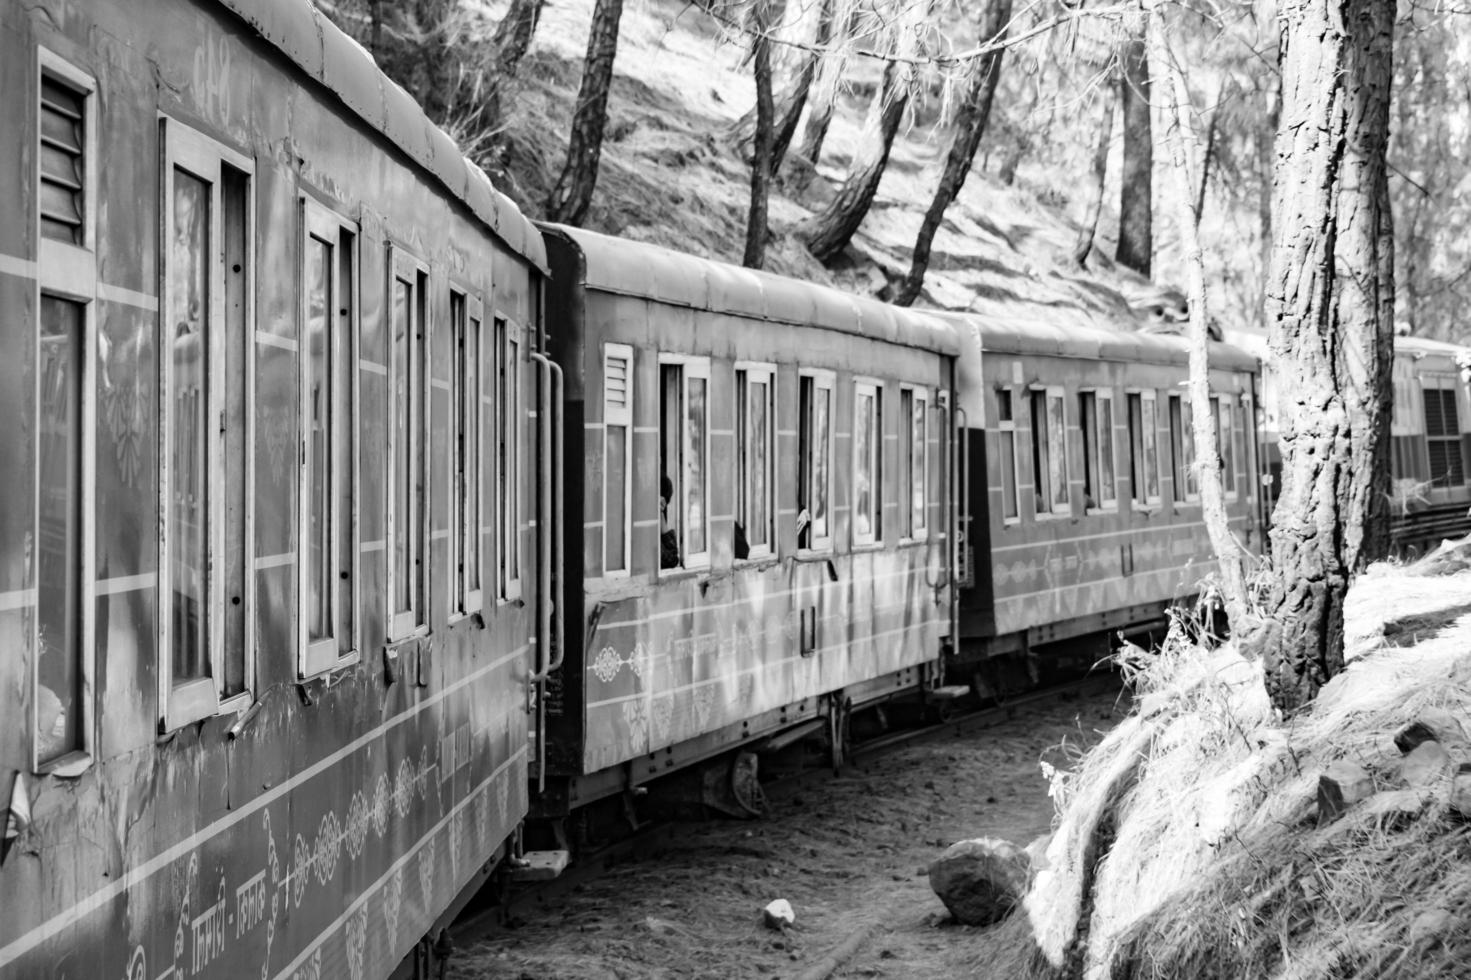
[660,475,681,569]
[733,521,750,560]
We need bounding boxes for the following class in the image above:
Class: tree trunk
[1116,33,1153,276]
[1258,76,1278,313]
[1072,82,1117,268]
[546,0,625,226]
[769,0,832,176]
[1247,0,1396,714]
[483,0,547,138]
[1146,6,1250,632]
[798,58,911,266]
[895,0,1012,305]
[743,2,777,268]
[796,5,855,167]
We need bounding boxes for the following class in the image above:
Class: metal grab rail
[955,405,969,588]
[528,352,554,683]
[528,352,564,794]
[926,399,952,593]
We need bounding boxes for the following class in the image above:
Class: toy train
[3,1,1467,978]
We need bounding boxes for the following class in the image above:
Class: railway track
[450,671,1121,950]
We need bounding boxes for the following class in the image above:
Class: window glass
[462,304,481,602]
[748,377,770,551]
[686,375,707,557]
[1142,394,1160,500]
[1047,392,1068,510]
[392,278,412,616]
[1030,390,1050,513]
[910,389,926,535]
[1424,384,1465,486]
[854,386,878,543]
[305,235,332,641]
[37,296,83,762]
[1098,394,1116,505]
[603,346,631,574]
[798,375,833,549]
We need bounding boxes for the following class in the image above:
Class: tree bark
[796,5,855,167]
[769,0,832,175]
[1146,6,1250,632]
[1116,33,1153,276]
[1246,0,1396,714]
[743,2,777,268]
[483,0,547,138]
[894,0,1012,305]
[1072,81,1117,269]
[546,0,625,226]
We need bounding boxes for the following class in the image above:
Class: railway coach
[947,304,1264,688]
[534,226,961,831]
[1,0,550,976]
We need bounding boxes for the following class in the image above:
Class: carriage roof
[215,0,546,271]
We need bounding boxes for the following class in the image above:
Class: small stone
[763,898,795,930]
[928,838,1030,926]
[1400,741,1453,788]
[1318,760,1374,824]
[1395,709,1470,755]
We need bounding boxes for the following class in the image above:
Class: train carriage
[948,305,1263,681]
[1,1,548,977]
[1385,336,1471,553]
[536,226,960,822]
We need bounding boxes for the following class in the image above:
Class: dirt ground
[449,679,1128,980]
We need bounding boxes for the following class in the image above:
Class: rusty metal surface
[541,225,960,357]
[2,1,543,977]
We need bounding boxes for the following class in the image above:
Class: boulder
[1395,710,1471,756]
[928,837,1030,926]
[1317,760,1374,824]
[762,899,794,930]
[1399,740,1454,789]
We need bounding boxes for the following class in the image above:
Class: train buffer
[509,850,570,882]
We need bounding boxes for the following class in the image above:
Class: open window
[1030,387,1069,516]
[1079,389,1117,511]
[798,371,835,551]
[1168,394,1199,503]
[1211,395,1239,501]
[452,293,486,612]
[735,363,776,560]
[159,118,255,729]
[388,248,429,639]
[299,198,359,676]
[603,343,633,576]
[1127,391,1160,506]
[498,317,521,600]
[659,355,711,570]
[991,386,1018,525]
[853,380,883,546]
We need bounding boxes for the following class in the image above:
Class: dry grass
[1001,563,1471,980]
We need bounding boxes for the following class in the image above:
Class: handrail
[528,352,557,684]
[955,405,969,588]
[926,399,952,592]
[546,357,566,676]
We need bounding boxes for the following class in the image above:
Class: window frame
[852,378,883,548]
[603,342,634,578]
[386,245,430,641]
[297,196,360,678]
[31,51,98,773]
[1030,385,1070,518]
[1168,393,1200,505]
[157,117,255,731]
[499,316,522,601]
[1126,389,1162,507]
[658,353,713,572]
[1422,376,1466,489]
[1212,394,1239,502]
[734,361,777,562]
[447,288,487,616]
[992,385,1019,527]
[798,369,837,553]
[1079,388,1118,513]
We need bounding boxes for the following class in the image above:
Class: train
[3,1,1468,978]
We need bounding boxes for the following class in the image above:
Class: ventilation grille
[605,355,629,409]
[39,76,85,244]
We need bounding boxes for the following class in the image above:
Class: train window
[159,119,255,730]
[1212,396,1238,501]
[388,250,429,639]
[1423,381,1465,486]
[735,363,776,560]
[450,291,487,613]
[500,320,521,600]
[299,200,359,676]
[990,387,1018,524]
[1168,395,1199,503]
[659,356,711,570]
[1030,388,1069,516]
[1079,390,1117,511]
[1127,391,1160,505]
[900,386,933,536]
[604,344,634,576]
[853,381,883,546]
[798,371,835,551]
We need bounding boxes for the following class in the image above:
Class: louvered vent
[39,76,84,244]
[605,355,629,409]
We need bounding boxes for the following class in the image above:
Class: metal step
[509,849,569,882]
[928,685,972,701]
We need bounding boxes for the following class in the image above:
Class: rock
[1399,740,1454,789]
[1451,773,1471,819]
[762,899,794,930]
[1317,760,1374,824]
[1410,907,1455,945]
[927,837,1030,926]
[1395,710,1471,755]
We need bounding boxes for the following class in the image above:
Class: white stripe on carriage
[0,252,38,281]
[271,745,528,980]
[987,515,1246,553]
[254,330,298,353]
[431,529,451,541]
[632,519,660,527]
[590,564,926,633]
[253,552,296,570]
[96,572,157,595]
[361,539,386,553]
[0,642,531,968]
[996,562,1220,605]
[0,587,37,611]
[584,621,937,710]
[431,378,451,392]
[98,282,159,312]
[359,358,388,376]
